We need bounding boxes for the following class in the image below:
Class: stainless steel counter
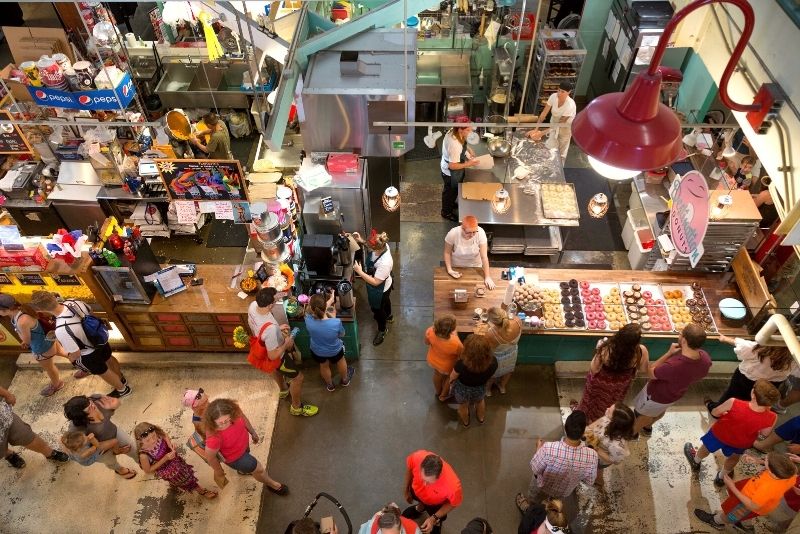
[96,186,169,202]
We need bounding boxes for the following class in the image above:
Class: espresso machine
[303,233,358,311]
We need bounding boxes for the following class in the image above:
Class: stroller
[284,492,353,534]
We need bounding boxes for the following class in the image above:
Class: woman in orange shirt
[425,315,463,402]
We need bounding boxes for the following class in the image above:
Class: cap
[183,389,200,408]
[0,294,17,310]
[462,215,479,230]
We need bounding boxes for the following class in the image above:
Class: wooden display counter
[433,267,749,363]
[114,264,360,357]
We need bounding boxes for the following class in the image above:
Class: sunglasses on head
[195,388,204,401]
[139,426,156,439]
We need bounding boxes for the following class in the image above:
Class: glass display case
[92,266,156,305]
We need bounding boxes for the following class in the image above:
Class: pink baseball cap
[183,389,201,408]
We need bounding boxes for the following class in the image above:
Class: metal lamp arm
[646,0,759,112]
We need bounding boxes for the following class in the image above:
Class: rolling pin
[507,114,539,124]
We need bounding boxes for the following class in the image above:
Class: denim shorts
[700,430,747,457]
[225,449,258,474]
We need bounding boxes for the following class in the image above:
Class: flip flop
[116,468,137,479]
[198,488,218,499]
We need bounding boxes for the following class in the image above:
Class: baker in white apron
[443,215,495,289]
[527,81,577,163]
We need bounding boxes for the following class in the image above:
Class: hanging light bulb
[382,186,401,212]
[682,128,699,147]
[587,193,609,218]
[491,188,511,214]
[588,156,640,180]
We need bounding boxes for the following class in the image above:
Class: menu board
[0,274,12,285]
[51,274,81,286]
[155,159,249,202]
[17,273,45,285]
[0,111,33,155]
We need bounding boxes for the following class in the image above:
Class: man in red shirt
[402,450,463,534]
[684,380,780,486]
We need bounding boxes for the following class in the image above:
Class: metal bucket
[254,212,281,242]
[262,238,287,262]
[486,114,506,135]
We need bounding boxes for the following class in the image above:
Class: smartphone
[289,327,301,339]
[190,278,204,286]
[320,517,334,534]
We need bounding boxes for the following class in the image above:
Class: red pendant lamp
[572,0,774,180]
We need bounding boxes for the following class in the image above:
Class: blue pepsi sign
[27,73,136,110]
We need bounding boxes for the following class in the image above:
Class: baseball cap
[183,389,201,408]
[0,294,17,310]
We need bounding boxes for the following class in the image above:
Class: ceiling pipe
[754,314,800,365]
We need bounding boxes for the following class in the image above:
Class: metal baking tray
[660,284,718,333]
[618,283,674,333]
[540,182,580,219]
[580,281,624,332]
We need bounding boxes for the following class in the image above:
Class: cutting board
[462,182,502,201]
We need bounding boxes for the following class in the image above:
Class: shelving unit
[530,28,586,114]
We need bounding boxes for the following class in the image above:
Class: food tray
[540,279,586,330]
[579,281,624,332]
[660,284,718,333]
[618,283,673,333]
[540,182,580,220]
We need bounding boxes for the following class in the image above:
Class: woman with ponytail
[304,292,354,392]
[483,306,522,395]
[515,497,571,534]
[439,116,478,221]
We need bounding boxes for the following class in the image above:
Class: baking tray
[540,182,580,219]
[580,281,624,332]
[660,284,718,333]
[540,280,586,330]
[618,283,674,333]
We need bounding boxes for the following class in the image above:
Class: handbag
[247,322,281,373]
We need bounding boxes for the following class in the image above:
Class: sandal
[461,416,471,428]
[268,483,289,495]
[515,492,530,514]
[198,488,218,499]
[40,381,65,397]
[115,468,137,479]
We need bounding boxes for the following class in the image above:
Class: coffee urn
[337,280,355,310]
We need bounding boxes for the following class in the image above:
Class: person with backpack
[31,291,130,398]
[0,294,68,397]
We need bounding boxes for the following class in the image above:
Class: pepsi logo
[35,90,46,99]
[122,84,130,97]
[78,95,91,105]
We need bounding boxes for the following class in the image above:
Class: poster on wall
[0,111,33,154]
[669,170,709,268]
[155,159,248,202]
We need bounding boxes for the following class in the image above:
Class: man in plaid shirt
[529,411,597,499]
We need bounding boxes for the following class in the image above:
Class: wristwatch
[431,514,441,525]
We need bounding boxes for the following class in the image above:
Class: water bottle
[290,327,300,339]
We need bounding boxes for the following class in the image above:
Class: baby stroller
[283,492,353,534]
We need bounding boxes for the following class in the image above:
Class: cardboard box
[0,246,49,269]
[0,64,33,102]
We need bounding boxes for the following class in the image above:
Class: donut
[632,284,641,291]
[559,282,569,290]
[569,279,578,287]
[580,281,590,289]
[643,291,652,299]
[575,319,586,328]
[574,311,585,320]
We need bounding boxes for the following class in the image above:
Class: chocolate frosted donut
[569,279,578,287]
[575,319,586,328]
[691,282,701,290]
[570,287,579,296]
[559,282,569,290]
[560,297,570,305]
[564,311,575,320]
[561,289,571,297]
[686,299,696,307]
[572,296,581,304]
[565,319,575,328]
[574,311,584,320]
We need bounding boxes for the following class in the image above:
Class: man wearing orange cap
[443,216,495,290]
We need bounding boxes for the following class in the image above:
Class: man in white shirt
[527,81,577,163]
[443,215,494,289]
[30,291,130,398]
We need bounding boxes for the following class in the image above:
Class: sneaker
[73,369,89,379]
[732,521,755,533]
[289,404,319,417]
[107,385,132,398]
[772,403,788,415]
[47,450,69,462]
[341,366,355,387]
[694,509,725,531]
[714,470,731,487]
[278,389,290,400]
[683,443,701,472]
[40,381,65,397]
[640,425,653,436]
[5,452,25,469]
[372,330,387,346]
[326,383,336,392]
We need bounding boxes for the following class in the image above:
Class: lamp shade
[382,186,400,212]
[572,71,683,177]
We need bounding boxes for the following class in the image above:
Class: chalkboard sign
[17,274,45,286]
[0,274,12,285]
[0,111,33,155]
[51,274,81,286]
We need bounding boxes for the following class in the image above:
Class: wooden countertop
[433,267,749,338]
[115,264,354,321]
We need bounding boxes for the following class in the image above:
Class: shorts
[32,339,55,360]
[721,479,758,523]
[775,416,800,444]
[0,413,36,457]
[633,385,674,418]
[226,448,258,474]
[700,430,747,457]
[452,380,486,404]
[310,348,344,364]
[75,344,113,375]
[278,355,300,380]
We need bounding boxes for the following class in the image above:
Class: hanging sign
[669,171,709,268]
[27,73,136,111]
[0,111,33,154]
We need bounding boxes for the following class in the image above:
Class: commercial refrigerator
[300,158,370,238]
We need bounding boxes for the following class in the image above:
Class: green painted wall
[674,49,717,122]
[576,0,614,98]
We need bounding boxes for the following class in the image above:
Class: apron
[451,232,482,268]
[449,138,468,188]
[365,250,389,309]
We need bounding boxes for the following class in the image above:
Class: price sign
[51,274,81,286]
[17,273,45,285]
[0,274,12,285]
[0,111,33,154]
